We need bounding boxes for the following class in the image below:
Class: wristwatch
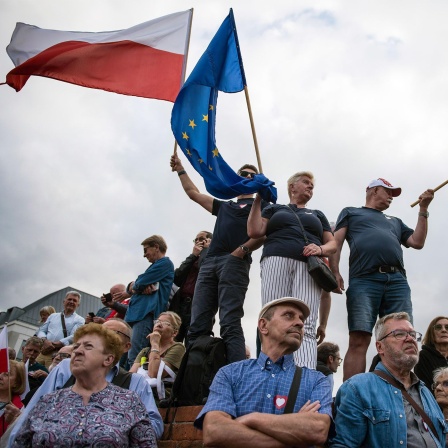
[239,245,251,254]
[418,211,429,218]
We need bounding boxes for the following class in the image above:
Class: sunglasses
[434,324,448,332]
[240,170,255,178]
[114,330,131,340]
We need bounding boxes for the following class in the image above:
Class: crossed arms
[202,403,330,448]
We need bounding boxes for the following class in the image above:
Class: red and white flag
[0,327,9,375]
[3,9,193,102]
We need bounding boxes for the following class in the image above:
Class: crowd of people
[1,155,447,447]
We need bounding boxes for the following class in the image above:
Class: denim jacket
[331,362,447,447]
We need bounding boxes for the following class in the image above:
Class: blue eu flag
[171,9,277,203]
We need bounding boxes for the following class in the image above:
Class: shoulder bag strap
[60,313,68,338]
[284,366,302,414]
[287,205,310,245]
[373,370,438,437]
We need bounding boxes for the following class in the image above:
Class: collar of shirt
[257,352,295,372]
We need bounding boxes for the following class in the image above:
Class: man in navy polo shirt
[330,178,434,380]
[171,154,265,363]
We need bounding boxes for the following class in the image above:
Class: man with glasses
[316,342,342,394]
[170,154,266,363]
[169,231,213,342]
[7,318,164,446]
[332,312,447,447]
[48,345,73,372]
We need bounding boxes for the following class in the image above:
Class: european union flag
[171,9,277,203]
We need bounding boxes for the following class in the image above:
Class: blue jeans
[128,313,154,366]
[346,271,412,333]
[187,254,251,363]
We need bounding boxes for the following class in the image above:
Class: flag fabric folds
[171,9,277,203]
[0,327,9,375]
[3,10,193,102]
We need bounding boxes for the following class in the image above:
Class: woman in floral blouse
[14,323,156,447]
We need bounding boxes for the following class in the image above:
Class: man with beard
[332,312,447,447]
[195,297,333,447]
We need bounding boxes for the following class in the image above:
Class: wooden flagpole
[410,179,448,207]
[173,8,194,158]
[243,85,263,173]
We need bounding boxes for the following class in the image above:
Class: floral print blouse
[14,383,156,447]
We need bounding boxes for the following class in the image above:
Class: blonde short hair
[287,171,314,198]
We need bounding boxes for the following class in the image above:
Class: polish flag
[3,10,193,102]
[0,327,9,375]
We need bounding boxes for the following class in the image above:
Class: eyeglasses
[154,319,173,328]
[52,352,71,359]
[114,330,131,340]
[333,356,343,365]
[193,236,208,243]
[432,380,448,390]
[434,324,448,332]
[379,330,422,342]
[240,170,255,178]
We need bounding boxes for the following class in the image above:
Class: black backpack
[168,335,227,406]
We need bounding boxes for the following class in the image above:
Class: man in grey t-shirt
[329,178,433,381]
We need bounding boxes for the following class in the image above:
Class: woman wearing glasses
[130,312,185,401]
[432,367,448,446]
[248,171,336,368]
[415,316,448,391]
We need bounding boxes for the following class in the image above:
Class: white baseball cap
[366,178,401,197]
[259,297,310,321]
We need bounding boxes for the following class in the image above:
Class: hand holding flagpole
[410,180,448,207]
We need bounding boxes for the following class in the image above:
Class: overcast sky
[1,0,447,392]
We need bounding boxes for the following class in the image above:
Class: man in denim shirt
[195,297,332,447]
[332,312,447,447]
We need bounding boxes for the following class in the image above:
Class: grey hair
[65,291,81,302]
[433,367,448,383]
[374,312,411,341]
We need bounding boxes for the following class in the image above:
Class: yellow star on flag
[209,105,214,111]
[212,148,219,157]
[202,114,208,122]
[198,158,203,164]
[188,119,197,129]
[209,165,213,171]
[186,149,192,156]
[182,132,189,141]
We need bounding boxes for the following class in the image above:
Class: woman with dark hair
[15,323,156,447]
[248,171,336,368]
[415,316,448,390]
[0,360,25,437]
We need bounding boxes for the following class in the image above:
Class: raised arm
[170,154,214,213]
[247,193,269,238]
[406,189,434,249]
[329,227,347,294]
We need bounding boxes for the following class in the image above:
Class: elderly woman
[0,360,26,437]
[14,323,156,447]
[415,316,448,390]
[130,311,185,400]
[433,367,448,446]
[248,171,336,368]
